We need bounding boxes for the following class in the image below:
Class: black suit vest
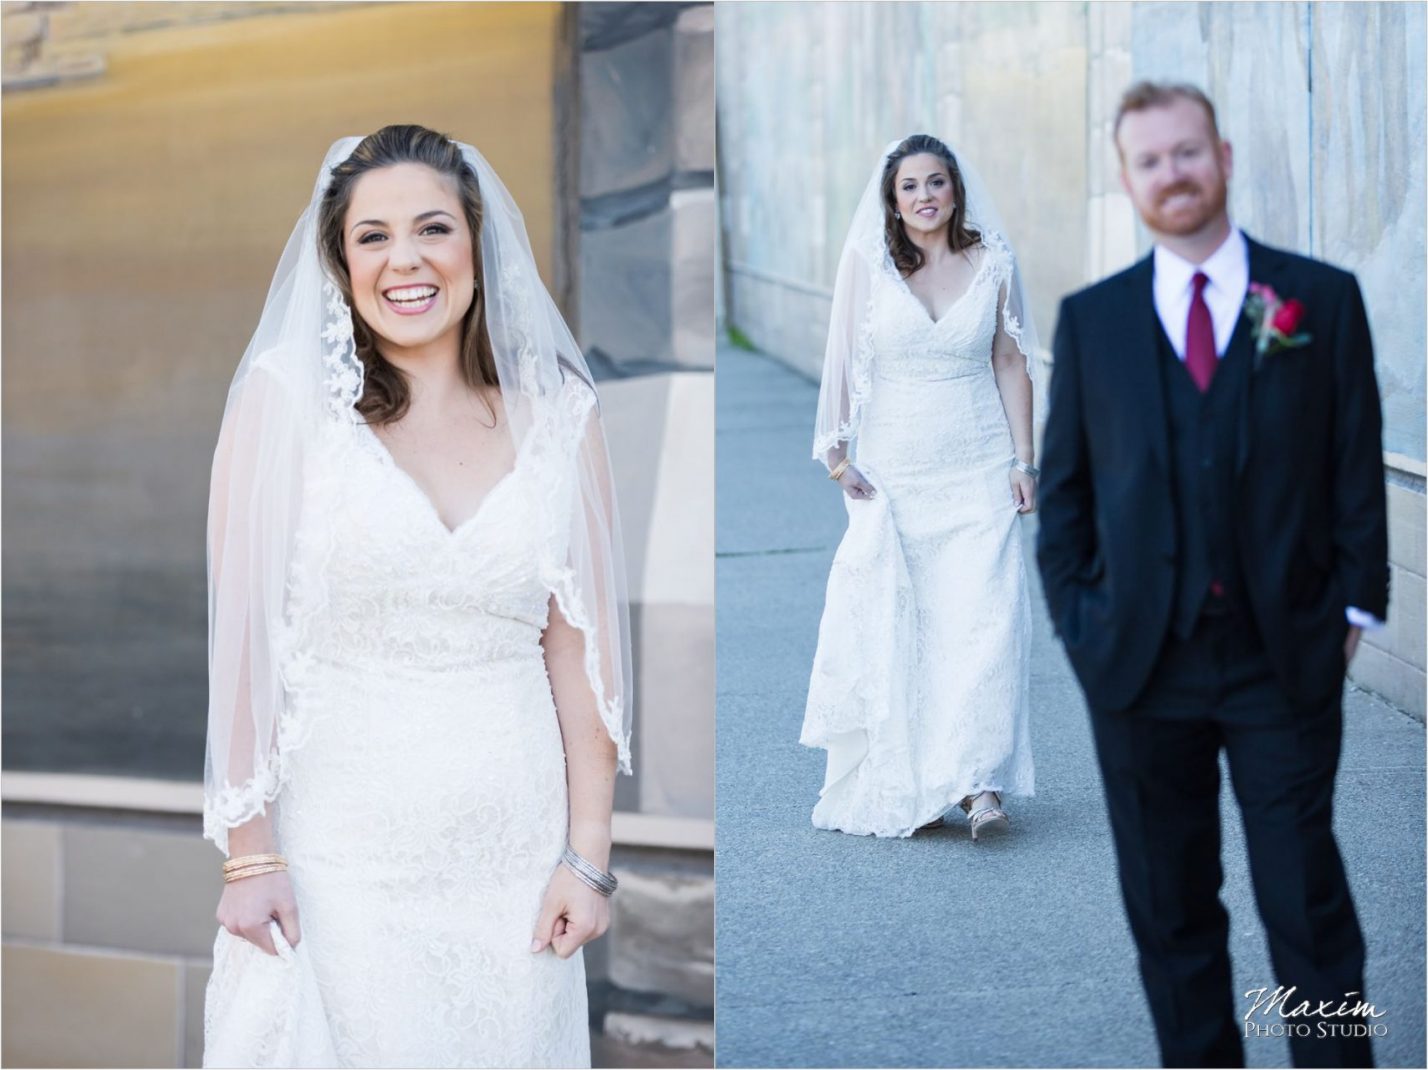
[1157,324,1251,637]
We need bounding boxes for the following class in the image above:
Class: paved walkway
[714,341,1425,1068]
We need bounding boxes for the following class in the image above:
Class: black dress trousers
[1088,603,1372,1069]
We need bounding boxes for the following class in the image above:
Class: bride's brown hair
[317,124,499,426]
[880,134,982,278]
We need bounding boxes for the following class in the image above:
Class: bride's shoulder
[973,229,1017,281]
[546,364,601,433]
[975,228,1014,261]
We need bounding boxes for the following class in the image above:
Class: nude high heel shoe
[960,791,1008,842]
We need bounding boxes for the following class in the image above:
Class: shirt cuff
[1346,606,1386,630]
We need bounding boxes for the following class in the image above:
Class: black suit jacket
[1037,233,1390,712]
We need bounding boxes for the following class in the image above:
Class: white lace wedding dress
[204,412,588,1067]
[801,235,1035,837]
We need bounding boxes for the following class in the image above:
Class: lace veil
[812,136,1041,467]
[204,136,632,854]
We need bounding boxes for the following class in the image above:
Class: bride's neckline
[357,421,519,538]
[894,241,993,326]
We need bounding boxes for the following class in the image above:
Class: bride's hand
[1010,469,1037,514]
[837,464,877,500]
[216,871,301,956]
[531,864,610,960]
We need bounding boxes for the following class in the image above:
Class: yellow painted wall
[2,1,560,436]
[0,3,563,775]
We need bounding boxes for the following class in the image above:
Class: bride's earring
[895,211,902,219]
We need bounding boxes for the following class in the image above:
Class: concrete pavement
[714,341,1425,1068]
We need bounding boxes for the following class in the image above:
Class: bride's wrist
[567,822,612,871]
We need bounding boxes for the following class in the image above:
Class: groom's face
[1117,97,1232,239]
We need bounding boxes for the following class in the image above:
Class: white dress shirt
[1153,227,1249,360]
[1149,226,1383,631]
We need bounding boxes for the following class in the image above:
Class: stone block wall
[718,0,1426,718]
[564,11,716,1052]
[574,3,715,377]
[0,807,713,1068]
[565,2,717,825]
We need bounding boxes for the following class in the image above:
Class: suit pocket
[1302,531,1333,571]
[1078,553,1105,585]
[1287,555,1340,619]
[1062,578,1110,648]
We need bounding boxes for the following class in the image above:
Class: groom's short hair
[1114,81,1221,152]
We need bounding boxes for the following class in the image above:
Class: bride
[202,126,631,1067]
[802,134,1038,840]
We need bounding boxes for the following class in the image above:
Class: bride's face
[893,153,955,236]
[342,163,476,358]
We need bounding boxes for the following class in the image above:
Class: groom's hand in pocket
[531,864,610,959]
[1344,625,1363,664]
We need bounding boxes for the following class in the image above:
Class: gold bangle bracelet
[223,860,288,875]
[829,458,851,481]
[223,852,287,873]
[224,860,288,874]
[223,864,288,883]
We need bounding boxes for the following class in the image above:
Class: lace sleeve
[982,229,1036,386]
[537,374,633,773]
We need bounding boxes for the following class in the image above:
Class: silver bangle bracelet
[561,845,618,897]
[1012,459,1040,479]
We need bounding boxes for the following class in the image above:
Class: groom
[1038,82,1388,1068]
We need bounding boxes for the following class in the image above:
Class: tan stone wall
[0,809,713,1068]
[570,3,717,823]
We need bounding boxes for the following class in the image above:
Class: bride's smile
[343,161,476,360]
[382,283,440,314]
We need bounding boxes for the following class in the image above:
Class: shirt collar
[1152,225,1247,300]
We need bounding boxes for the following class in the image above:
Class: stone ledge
[1,51,104,91]
[608,867,714,1007]
[1,818,60,940]
[1,941,182,1068]
[1,778,714,850]
[592,1013,713,1069]
[606,1010,714,1052]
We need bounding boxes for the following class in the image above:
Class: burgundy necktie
[1185,271,1216,392]
[1186,270,1225,598]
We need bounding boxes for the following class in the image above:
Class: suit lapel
[1117,255,1171,475]
[1234,235,1290,476]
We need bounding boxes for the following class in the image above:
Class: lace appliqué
[526,378,632,773]
[320,282,364,422]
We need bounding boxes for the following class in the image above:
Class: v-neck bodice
[281,422,558,677]
[868,234,1014,383]
[357,421,519,538]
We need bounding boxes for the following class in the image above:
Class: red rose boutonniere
[1243,282,1311,369]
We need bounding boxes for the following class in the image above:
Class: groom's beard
[1143,172,1229,236]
